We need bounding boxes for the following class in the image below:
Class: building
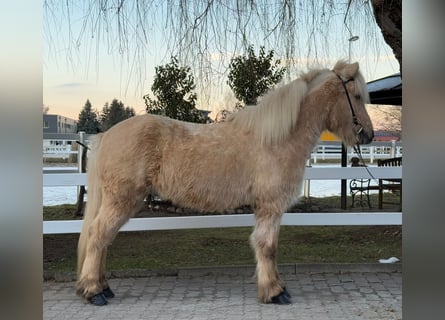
[373,130,401,142]
[43,114,78,134]
[43,114,78,159]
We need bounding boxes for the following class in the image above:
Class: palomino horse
[76,61,374,306]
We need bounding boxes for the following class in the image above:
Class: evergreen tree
[144,56,206,123]
[99,99,135,131]
[228,45,286,106]
[77,99,100,133]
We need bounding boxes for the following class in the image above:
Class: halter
[334,72,377,181]
[334,73,363,136]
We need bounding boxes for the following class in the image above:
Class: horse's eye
[354,94,361,100]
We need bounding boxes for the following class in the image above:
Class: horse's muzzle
[358,130,374,145]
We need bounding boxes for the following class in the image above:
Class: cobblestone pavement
[43,268,402,320]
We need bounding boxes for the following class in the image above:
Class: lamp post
[341,35,359,209]
[348,35,359,62]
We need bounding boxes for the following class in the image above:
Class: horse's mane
[228,68,325,146]
[227,60,368,146]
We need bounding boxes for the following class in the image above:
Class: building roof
[367,73,402,106]
[373,130,400,141]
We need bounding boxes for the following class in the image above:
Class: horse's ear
[341,62,359,78]
[334,61,359,79]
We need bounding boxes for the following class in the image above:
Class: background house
[43,114,78,159]
[43,114,78,134]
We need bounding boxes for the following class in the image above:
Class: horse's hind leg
[250,207,290,304]
[77,195,142,305]
[99,248,115,299]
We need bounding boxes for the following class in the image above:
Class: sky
[43,2,400,121]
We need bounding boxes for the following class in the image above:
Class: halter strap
[334,72,363,134]
[334,72,376,180]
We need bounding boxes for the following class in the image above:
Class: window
[43,120,49,128]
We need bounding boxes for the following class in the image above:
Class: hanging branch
[44,1,398,98]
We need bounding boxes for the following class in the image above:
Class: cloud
[54,82,89,88]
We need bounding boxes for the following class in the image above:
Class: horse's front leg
[76,200,134,305]
[250,209,291,304]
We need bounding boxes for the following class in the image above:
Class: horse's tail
[77,133,104,277]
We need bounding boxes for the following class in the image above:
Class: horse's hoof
[102,287,115,299]
[89,292,108,306]
[282,287,291,299]
[271,290,292,305]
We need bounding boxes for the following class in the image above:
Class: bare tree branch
[44,1,398,104]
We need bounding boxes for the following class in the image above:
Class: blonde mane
[228,69,327,146]
[227,61,369,146]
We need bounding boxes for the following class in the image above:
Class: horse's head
[326,61,374,146]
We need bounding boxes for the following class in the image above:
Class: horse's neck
[285,98,328,159]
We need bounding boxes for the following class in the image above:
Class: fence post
[341,144,347,209]
[312,146,317,164]
[390,140,396,158]
[77,132,85,197]
[304,158,311,198]
[78,132,85,172]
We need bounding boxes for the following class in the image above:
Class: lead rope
[353,144,378,183]
[76,140,90,150]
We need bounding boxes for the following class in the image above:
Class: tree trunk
[372,0,402,74]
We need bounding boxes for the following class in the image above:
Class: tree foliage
[77,99,100,133]
[144,56,206,123]
[228,45,286,105]
[99,99,135,131]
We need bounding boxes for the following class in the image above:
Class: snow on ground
[43,164,374,206]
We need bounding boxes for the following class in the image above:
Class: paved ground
[43,265,402,320]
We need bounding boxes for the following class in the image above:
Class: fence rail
[43,167,401,187]
[311,141,402,163]
[43,212,402,234]
[43,133,402,164]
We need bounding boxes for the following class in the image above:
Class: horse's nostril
[359,131,373,145]
[364,131,374,144]
[366,131,374,144]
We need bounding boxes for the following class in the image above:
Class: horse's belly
[154,178,252,213]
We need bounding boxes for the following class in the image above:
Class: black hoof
[271,290,292,305]
[102,287,115,299]
[89,292,108,306]
[282,287,291,299]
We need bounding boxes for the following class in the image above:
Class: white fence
[43,166,402,234]
[43,133,402,234]
[311,141,402,163]
[43,133,402,164]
